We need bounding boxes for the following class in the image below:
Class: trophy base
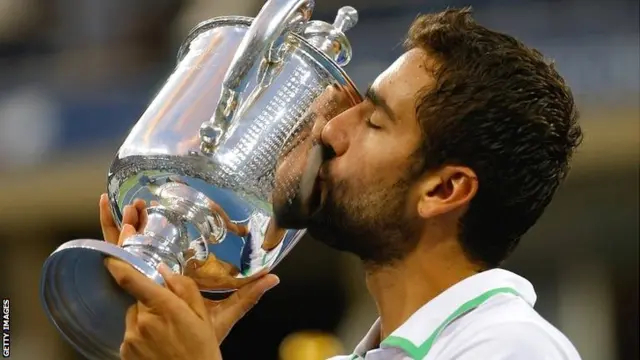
[40,239,164,360]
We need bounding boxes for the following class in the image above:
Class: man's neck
[364,240,481,340]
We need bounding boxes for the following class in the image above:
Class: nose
[320,108,355,157]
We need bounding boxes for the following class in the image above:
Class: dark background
[0,0,637,359]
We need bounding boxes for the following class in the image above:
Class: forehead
[371,48,435,121]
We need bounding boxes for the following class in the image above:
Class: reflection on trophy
[256,83,352,257]
[39,0,362,358]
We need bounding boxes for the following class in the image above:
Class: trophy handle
[199,0,315,153]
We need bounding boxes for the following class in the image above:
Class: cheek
[334,138,412,188]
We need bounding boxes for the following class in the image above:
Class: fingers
[102,194,243,244]
[211,274,279,331]
[125,303,138,331]
[118,224,137,245]
[157,263,208,320]
[100,193,150,245]
[120,337,144,360]
[207,200,248,237]
[188,256,265,290]
[105,254,172,309]
[120,304,144,360]
[228,274,280,313]
[131,198,148,231]
[100,194,119,245]
[121,200,146,237]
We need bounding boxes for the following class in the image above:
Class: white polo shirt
[329,269,581,360]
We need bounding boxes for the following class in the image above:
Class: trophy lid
[300,6,359,66]
[179,5,358,65]
[181,0,361,153]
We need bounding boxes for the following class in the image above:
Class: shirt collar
[353,318,382,356]
[352,269,537,357]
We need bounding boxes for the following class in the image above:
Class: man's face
[308,49,433,265]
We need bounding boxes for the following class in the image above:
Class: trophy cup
[39,0,362,358]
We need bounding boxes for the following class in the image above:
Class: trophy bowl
[39,0,362,358]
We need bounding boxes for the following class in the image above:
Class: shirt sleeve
[443,322,582,360]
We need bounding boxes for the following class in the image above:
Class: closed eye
[365,117,382,129]
[365,85,396,123]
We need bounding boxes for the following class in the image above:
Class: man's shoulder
[434,295,582,359]
[440,320,581,360]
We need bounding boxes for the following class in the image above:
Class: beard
[307,172,422,267]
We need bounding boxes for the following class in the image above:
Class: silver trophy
[39,0,362,358]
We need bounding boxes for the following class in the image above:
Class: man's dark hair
[405,8,583,268]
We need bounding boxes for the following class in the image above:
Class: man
[103,8,583,359]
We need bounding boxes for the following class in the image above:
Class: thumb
[118,224,137,246]
[157,263,208,320]
[211,274,279,336]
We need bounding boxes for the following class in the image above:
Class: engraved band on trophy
[39,0,362,358]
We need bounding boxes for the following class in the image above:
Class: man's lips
[309,164,331,216]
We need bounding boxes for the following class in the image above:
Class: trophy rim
[40,239,163,360]
[177,15,363,103]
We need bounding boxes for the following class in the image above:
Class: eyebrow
[365,85,396,122]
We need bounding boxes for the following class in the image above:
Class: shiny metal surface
[201,0,316,150]
[302,6,358,66]
[40,240,162,360]
[40,0,362,358]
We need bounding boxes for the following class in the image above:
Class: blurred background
[0,0,637,359]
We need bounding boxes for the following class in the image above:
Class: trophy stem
[119,181,228,275]
[121,206,190,274]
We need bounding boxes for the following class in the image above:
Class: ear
[416,166,478,219]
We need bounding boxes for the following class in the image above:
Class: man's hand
[100,193,148,244]
[99,194,280,351]
[100,193,266,289]
[106,229,223,359]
